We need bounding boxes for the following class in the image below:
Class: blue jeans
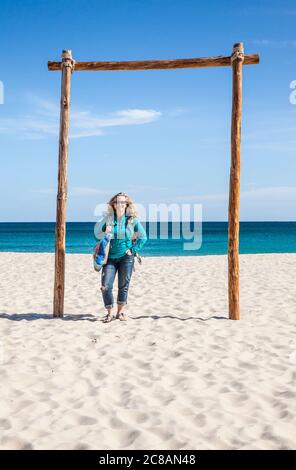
[101,253,135,308]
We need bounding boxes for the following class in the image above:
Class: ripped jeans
[100,253,135,309]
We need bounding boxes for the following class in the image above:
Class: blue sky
[0,0,295,221]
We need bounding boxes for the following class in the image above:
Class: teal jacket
[94,213,147,259]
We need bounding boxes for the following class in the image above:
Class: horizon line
[0,220,296,224]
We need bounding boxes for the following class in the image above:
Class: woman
[94,192,147,322]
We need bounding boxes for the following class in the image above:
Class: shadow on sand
[0,312,228,322]
[130,314,228,321]
[0,312,98,322]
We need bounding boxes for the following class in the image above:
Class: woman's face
[114,195,127,217]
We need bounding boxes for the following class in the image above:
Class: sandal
[116,313,127,321]
[103,314,113,323]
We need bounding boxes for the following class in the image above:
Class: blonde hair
[106,192,137,225]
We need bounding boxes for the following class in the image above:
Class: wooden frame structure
[48,43,260,320]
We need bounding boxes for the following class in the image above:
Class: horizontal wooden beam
[48,54,259,71]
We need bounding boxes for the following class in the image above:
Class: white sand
[0,252,295,450]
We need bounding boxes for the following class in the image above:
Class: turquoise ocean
[0,222,295,256]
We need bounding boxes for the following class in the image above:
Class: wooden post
[228,42,244,320]
[53,50,74,317]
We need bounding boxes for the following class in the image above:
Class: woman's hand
[125,249,132,256]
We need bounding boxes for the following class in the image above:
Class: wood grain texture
[228,43,244,321]
[53,50,73,317]
[48,54,259,71]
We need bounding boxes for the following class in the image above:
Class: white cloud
[162,186,296,220]
[168,186,296,204]
[0,96,161,140]
[70,108,161,138]
[196,123,296,154]
[0,116,57,137]
[242,185,296,200]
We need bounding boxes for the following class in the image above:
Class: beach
[0,252,295,450]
